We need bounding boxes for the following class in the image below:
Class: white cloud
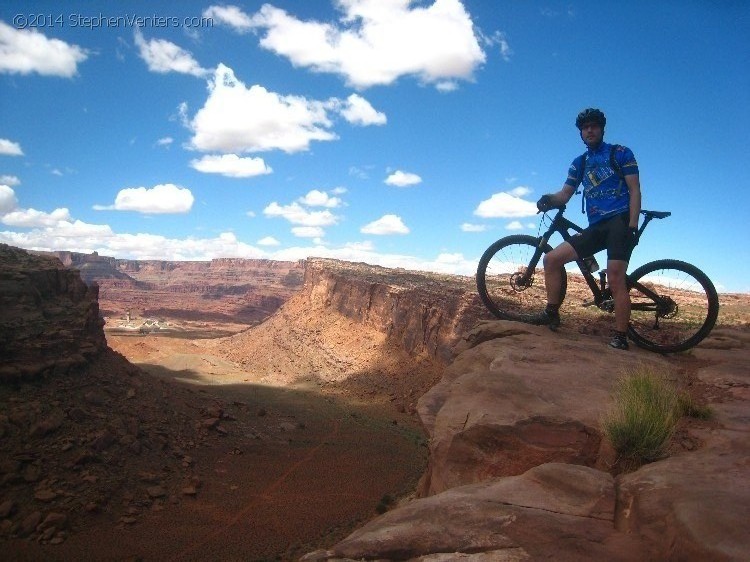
[460,222,487,232]
[257,236,280,246]
[0,138,24,156]
[298,189,342,208]
[263,201,339,227]
[1,192,485,278]
[0,184,19,214]
[157,137,174,147]
[1,207,72,227]
[505,220,525,230]
[482,30,512,62]
[0,175,20,186]
[203,5,254,32]
[349,166,371,180]
[435,80,459,92]
[246,0,486,89]
[0,21,88,77]
[134,28,210,77]
[94,183,194,214]
[291,226,325,238]
[509,186,531,197]
[345,240,375,252]
[0,226,265,261]
[361,214,409,235]
[474,190,537,218]
[189,64,337,154]
[190,154,272,178]
[339,94,387,126]
[385,170,422,187]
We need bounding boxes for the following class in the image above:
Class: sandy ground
[6,331,429,562]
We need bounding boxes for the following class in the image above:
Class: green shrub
[677,392,713,420]
[602,367,679,467]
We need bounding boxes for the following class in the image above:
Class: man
[533,108,641,350]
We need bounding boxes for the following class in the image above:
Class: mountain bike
[476,205,719,353]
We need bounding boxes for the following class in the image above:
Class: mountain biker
[533,108,642,350]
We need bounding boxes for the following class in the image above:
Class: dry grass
[602,366,680,469]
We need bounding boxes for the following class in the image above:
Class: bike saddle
[641,210,671,219]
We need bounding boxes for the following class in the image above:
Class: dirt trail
[7,333,429,561]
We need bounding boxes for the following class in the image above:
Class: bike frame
[521,205,670,315]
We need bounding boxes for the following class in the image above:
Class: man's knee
[607,260,629,292]
[544,244,576,269]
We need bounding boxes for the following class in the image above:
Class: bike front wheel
[476,234,567,321]
[627,259,719,353]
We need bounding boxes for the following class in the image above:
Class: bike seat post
[638,215,652,237]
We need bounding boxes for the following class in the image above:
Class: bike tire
[627,259,719,353]
[476,234,567,321]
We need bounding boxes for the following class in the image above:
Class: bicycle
[476,205,719,353]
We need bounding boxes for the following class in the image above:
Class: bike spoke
[629,266,714,351]
[478,237,557,321]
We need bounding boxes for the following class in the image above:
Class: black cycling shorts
[568,212,634,262]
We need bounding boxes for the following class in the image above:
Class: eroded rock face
[616,328,750,561]
[417,321,669,495]
[305,321,750,561]
[304,258,491,363]
[0,245,106,381]
[40,250,305,325]
[303,463,647,562]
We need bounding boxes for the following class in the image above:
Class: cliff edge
[0,244,107,381]
[304,320,750,561]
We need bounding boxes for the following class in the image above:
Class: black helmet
[575,108,606,129]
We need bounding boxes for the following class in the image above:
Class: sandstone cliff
[303,258,491,363]
[0,246,293,550]
[0,244,107,381]
[207,258,493,415]
[40,250,304,324]
[304,320,750,561]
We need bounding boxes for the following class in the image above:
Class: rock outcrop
[302,258,491,363]
[0,246,290,548]
[305,322,750,561]
[0,244,107,381]
[208,258,493,414]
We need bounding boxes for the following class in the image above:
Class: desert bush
[602,366,679,468]
[677,392,713,420]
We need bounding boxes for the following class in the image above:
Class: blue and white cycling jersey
[565,142,639,225]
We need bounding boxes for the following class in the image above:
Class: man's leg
[607,259,630,348]
[530,242,578,328]
[543,242,579,304]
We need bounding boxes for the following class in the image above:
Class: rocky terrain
[300,318,750,559]
[0,246,107,382]
[2,242,749,561]
[40,250,304,326]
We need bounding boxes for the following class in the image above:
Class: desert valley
[1,243,749,561]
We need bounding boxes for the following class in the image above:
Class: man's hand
[536,194,553,212]
[626,227,639,250]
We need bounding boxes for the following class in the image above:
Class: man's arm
[625,174,641,228]
[547,184,576,206]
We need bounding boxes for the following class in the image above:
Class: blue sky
[1,1,748,292]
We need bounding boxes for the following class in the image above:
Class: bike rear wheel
[627,259,719,353]
[476,235,567,321]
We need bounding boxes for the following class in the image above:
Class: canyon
[44,250,305,326]
[1,243,749,561]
